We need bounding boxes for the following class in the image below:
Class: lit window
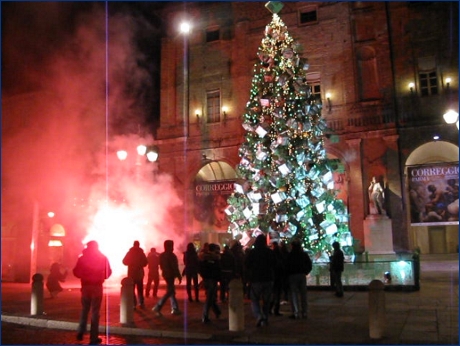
[206,90,221,123]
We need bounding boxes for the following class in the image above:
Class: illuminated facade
[151,2,458,252]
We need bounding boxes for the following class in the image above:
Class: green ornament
[265,1,284,14]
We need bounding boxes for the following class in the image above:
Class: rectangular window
[206,90,221,123]
[206,29,220,43]
[306,72,322,103]
[311,84,322,102]
[419,71,438,96]
[299,9,317,25]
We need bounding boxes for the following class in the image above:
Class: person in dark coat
[269,241,284,316]
[219,245,236,303]
[330,241,345,297]
[279,241,290,304]
[152,240,182,316]
[145,247,160,298]
[73,241,112,345]
[122,240,148,309]
[183,242,200,302]
[46,262,67,298]
[286,239,312,319]
[198,243,222,323]
[244,234,275,327]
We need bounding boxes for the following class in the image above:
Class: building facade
[2,1,458,282]
[151,2,458,253]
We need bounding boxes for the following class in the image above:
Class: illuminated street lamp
[116,145,159,181]
[443,109,459,129]
[137,144,147,156]
[116,150,128,161]
[180,22,191,35]
[146,148,159,163]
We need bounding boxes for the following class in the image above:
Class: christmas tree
[226,6,353,260]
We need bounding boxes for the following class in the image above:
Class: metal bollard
[31,273,44,315]
[228,278,244,331]
[120,277,134,324]
[368,279,385,339]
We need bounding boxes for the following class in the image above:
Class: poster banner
[193,180,235,230]
[408,163,459,226]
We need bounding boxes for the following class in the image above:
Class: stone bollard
[120,277,134,324]
[228,278,244,331]
[368,279,385,339]
[31,273,44,315]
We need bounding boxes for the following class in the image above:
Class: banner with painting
[408,163,459,226]
[193,180,234,231]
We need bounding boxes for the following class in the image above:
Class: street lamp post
[180,21,191,239]
[117,145,159,182]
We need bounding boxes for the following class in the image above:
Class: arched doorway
[405,141,459,254]
[191,160,237,247]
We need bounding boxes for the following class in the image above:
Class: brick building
[151,2,458,253]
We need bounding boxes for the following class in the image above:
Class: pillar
[31,273,44,315]
[120,277,134,324]
[228,278,244,331]
[368,279,385,339]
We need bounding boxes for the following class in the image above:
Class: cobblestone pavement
[1,254,458,345]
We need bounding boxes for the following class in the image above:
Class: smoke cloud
[2,2,183,279]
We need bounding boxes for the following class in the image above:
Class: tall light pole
[180,21,191,138]
[117,145,159,182]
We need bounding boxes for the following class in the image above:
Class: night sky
[2,2,165,130]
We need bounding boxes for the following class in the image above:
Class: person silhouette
[46,262,67,298]
[152,240,182,316]
[145,247,160,298]
[122,240,148,309]
[73,241,112,345]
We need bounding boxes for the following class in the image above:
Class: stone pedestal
[363,215,394,255]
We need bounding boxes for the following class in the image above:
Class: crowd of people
[55,236,344,344]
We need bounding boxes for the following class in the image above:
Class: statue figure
[368,176,385,215]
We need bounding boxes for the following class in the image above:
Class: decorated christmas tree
[226,4,353,260]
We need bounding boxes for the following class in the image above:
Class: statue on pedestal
[368,176,385,215]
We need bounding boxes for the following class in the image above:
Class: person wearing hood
[122,240,148,309]
[244,234,275,327]
[152,240,182,316]
[73,241,112,345]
